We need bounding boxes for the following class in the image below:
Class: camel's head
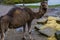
[34,1,48,19]
[41,1,48,12]
[38,1,48,18]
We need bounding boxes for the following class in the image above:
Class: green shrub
[1,0,48,5]
[2,0,20,4]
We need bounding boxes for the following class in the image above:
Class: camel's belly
[12,21,26,27]
[9,19,26,28]
[11,13,30,27]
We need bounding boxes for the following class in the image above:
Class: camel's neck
[33,1,48,19]
[23,1,48,19]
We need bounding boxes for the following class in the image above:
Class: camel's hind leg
[1,31,5,40]
[1,22,5,40]
[1,23,9,40]
[1,24,9,40]
[22,24,26,40]
[1,18,9,40]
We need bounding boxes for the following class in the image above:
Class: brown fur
[0,1,48,40]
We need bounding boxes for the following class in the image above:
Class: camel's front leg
[28,21,34,40]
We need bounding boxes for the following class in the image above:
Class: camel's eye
[42,5,45,6]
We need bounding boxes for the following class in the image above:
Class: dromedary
[0,1,48,40]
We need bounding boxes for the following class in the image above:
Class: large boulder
[35,16,60,37]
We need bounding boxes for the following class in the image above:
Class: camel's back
[10,8,31,27]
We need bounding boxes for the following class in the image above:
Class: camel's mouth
[42,8,47,11]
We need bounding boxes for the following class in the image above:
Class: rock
[39,27,56,37]
[37,18,47,24]
[35,26,56,37]
[55,31,60,40]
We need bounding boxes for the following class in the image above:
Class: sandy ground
[4,29,47,40]
[4,19,48,40]
[0,5,60,40]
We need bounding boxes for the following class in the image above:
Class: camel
[0,1,48,40]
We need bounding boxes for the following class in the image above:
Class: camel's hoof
[30,39,35,40]
[22,38,26,40]
[30,38,35,40]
